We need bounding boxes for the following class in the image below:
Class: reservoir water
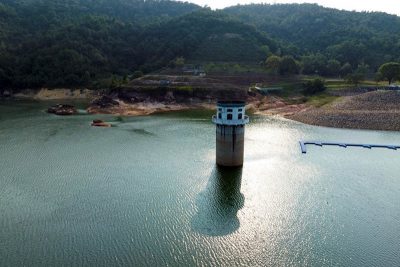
[0,100,399,266]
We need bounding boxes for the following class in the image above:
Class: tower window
[238,113,243,119]
[218,113,222,119]
[238,109,243,112]
[227,114,233,120]
[227,109,233,112]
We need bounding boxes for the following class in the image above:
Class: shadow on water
[191,166,245,236]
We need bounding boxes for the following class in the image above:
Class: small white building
[212,101,249,126]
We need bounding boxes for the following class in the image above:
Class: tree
[64,74,81,86]
[301,54,327,75]
[260,45,271,57]
[378,62,400,84]
[82,71,91,86]
[355,63,369,77]
[340,63,352,77]
[0,68,11,88]
[327,41,367,67]
[110,76,119,89]
[265,55,281,75]
[279,55,299,75]
[122,75,129,84]
[132,70,144,79]
[326,59,341,77]
[345,64,369,86]
[374,72,383,83]
[346,73,364,87]
[303,78,326,95]
[174,57,185,68]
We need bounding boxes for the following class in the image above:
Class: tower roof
[217,101,246,107]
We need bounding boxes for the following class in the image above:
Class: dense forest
[224,4,400,76]
[0,0,399,89]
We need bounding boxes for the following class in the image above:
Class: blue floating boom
[300,141,400,154]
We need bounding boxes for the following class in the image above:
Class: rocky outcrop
[116,91,151,103]
[47,104,77,115]
[90,96,119,108]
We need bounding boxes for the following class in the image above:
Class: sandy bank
[14,88,95,100]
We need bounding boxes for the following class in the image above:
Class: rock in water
[91,119,111,127]
[47,104,77,115]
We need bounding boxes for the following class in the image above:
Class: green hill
[0,1,400,89]
[140,11,277,65]
[0,1,276,89]
[224,4,400,69]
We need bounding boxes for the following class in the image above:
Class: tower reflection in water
[192,166,245,236]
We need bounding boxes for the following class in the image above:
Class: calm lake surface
[0,100,399,266]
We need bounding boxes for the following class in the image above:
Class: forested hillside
[0,0,399,89]
[0,0,201,88]
[0,0,200,24]
[224,4,400,72]
[0,0,275,88]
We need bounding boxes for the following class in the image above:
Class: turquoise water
[0,100,399,266]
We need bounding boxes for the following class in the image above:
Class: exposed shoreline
[4,88,400,132]
[86,94,308,117]
[87,100,216,116]
[287,91,400,132]
[84,90,400,132]
[12,88,95,100]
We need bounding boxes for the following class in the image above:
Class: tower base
[216,125,245,167]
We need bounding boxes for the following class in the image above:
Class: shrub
[302,78,326,95]
[345,73,364,86]
[131,71,144,80]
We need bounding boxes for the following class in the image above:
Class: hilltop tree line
[0,0,400,89]
[225,4,400,70]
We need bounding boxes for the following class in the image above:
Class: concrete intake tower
[212,101,249,167]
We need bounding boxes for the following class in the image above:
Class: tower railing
[212,115,249,125]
